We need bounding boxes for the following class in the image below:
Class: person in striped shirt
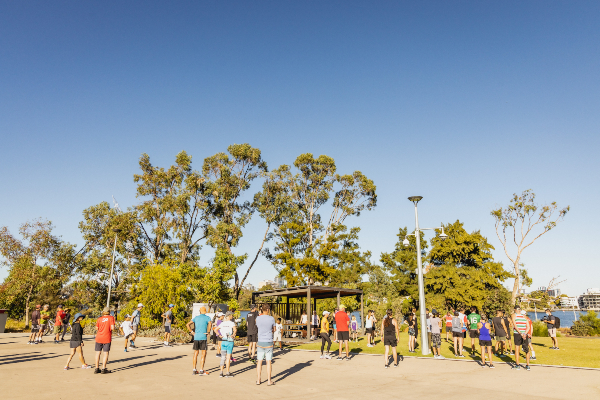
[511,306,532,371]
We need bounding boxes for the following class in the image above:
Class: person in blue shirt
[186,306,213,376]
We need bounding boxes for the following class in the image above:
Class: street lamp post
[106,229,122,309]
[404,196,448,356]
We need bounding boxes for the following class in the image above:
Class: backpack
[553,316,560,329]
[452,317,461,330]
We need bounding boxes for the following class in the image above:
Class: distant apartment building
[244,283,256,292]
[537,286,561,297]
[274,276,286,288]
[560,297,578,308]
[258,279,279,289]
[578,288,600,310]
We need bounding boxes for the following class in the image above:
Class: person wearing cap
[187,305,213,376]
[335,305,350,361]
[161,304,175,347]
[319,311,332,359]
[64,313,91,370]
[213,311,225,357]
[119,314,134,352]
[54,304,66,344]
[130,303,143,348]
[217,311,237,378]
[28,305,41,345]
[94,307,115,374]
[38,304,51,343]
[246,304,258,363]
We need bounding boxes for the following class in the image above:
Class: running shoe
[192,370,197,376]
[320,355,324,359]
[393,363,398,368]
[489,364,495,369]
[124,348,128,352]
[94,368,101,374]
[324,354,332,359]
[81,365,92,369]
[336,356,343,361]
[64,366,71,370]
[530,356,536,360]
[198,371,209,376]
[101,369,112,374]
[384,364,389,369]
[219,373,224,378]
[458,354,465,358]
[511,365,521,370]
[437,355,445,360]
[481,363,486,368]
[216,354,221,358]
[225,373,233,378]
[526,365,531,371]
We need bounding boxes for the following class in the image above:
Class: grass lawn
[289,331,600,369]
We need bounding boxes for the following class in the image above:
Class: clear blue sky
[1,1,598,296]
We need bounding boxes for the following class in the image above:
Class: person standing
[61,308,72,341]
[332,308,338,342]
[543,309,559,350]
[477,314,494,368]
[350,315,359,342]
[130,303,143,348]
[274,318,283,350]
[255,304,276,386]
[246,304,258,362]
[503,311,514,355]
[430,310,444,359]
[119,315,134,352]
[64,313,91,370]
[381,309,400,368]
[467,307,481,356]
[213,312,225,357]
[38,304,51,343]
[54,305,66,344]
[444,310,453,342]
[335,305,350,360]
[451,311,465,357]
[426,309,432,349]
[511,306,531,371]
[217,311,237,378]
[161,304,174,347]
[311,311,320,340]
[186,306,212,376]
[525,313,536,360]
[319,311,332,359]
[492,310,508,356]
[300,311,308,339]
[407,314,416,353]
[365,310,375,347]
[29,305,41,344]
[94,307,115,374]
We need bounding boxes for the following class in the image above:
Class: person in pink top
[335,305,350,360]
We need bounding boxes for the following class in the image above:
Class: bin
[0,309,8,333]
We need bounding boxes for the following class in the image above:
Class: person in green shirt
[38,304,51,343]
[467,307,481,356]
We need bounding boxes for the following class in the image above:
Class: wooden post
[360,293,365,334]
[337,291,341,309]
[286,296,290,320]
[306,286,311,339]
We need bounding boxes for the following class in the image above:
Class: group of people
[28,304,72,345]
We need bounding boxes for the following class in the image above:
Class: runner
[444,310,453,342]
[381,309,400,368]
[94,307,115,374]
[319,311,332,359]
[213,312,225,357]
[503,311,514,355]
[430,310,444,359]
[335,305,350,360]
[300,311,308,339]
[426,309,432,349]
[350,315,359,342]
[64,313,91,370]
[458,308,467,354]
[543,309,559,350]
[130,303,143,348]
[477,314,494,368]
[311,310,319,340]
[119,314,134,352]
[255,304,276,386]
[29,305,41,344]
[53,305,66,344]
[38,304,50,343]
[186,306,212,376]
[451,311,465,357]
[525,313,537,360]
[407,314,416,353]
[60,308,72,341]
[511,306,532,371]
[365,310,375,347]
[246,304,258,362]
[161,304,174,347]
[492,310,508,356]
[332,308,338,342]
[274,318,283,350]
[217,311,237,378]
[467,307,481,356]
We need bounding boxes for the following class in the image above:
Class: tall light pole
[106,229,122,309]
[404,196,448,356]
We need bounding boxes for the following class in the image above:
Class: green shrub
[532,320,548,337]
[578,311,600,335]
[571,320,592,336]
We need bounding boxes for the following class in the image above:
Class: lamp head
[407,196,423,203]
[439,226,448,241]
[403,237,410,246]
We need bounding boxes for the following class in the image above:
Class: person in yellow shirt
[320,311,332,359]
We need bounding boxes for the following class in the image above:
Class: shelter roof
[253,285,362,300]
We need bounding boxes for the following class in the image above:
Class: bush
[532,320,548,337]
[571,320,592,336]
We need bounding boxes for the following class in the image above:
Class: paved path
[1,333,599,399]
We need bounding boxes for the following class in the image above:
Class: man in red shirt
[94,307,115,374]
[54,305,66,344]
[335,305,350,360]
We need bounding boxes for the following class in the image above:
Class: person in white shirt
[274,318,283,350]
[119,315,134,353]
[300,311,308,339]
[217,311,237,378]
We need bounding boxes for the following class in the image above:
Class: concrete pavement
[1,333,599,399]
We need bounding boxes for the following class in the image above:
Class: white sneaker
[433,355,439,359]
[324,354,332,359]
[320,355,324,359]
[438,355,445,359]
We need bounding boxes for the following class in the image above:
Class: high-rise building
[560,297,578,308]
[274,276,286,288]
[578,288,600,310]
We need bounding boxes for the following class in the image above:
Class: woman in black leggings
[382,309,400,368]
[319,311,332,359]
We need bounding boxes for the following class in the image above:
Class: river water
[527,310,588,328]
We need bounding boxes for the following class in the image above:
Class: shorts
[479,339,493,347]
[164,326,171,333]
[95,342,111,352]
[53,325,63,334]
[408,327,416,336]
[445,326,452,333]
[332,324,336,330]
[124,333,132,340]
[311,324,318,329]
[31,324,40,333]
[220,340,234,355]
[365,327,374,334]
[337,331,349,341]
[351,329,357,334]
[273,333,282,342]
[469,329,480,339]
[132,325,139,332]
[452,331,462,338]
[495,336,506,341]
[193,340,208,351]
[256,342,273,361]
[431,333,442,348]
[384,337,397,347]
[39,324,47,331]
[548,328,556,338]
[70,341,83,348]
[514,334,529,353]
[247,333,258,343]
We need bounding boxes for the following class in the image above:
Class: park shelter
[252,286,364,333]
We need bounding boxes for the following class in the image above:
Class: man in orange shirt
[94,307,115,374]
[53,305,66,344]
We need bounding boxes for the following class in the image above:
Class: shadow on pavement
[272,360,313,382]
[0,353,63,366]
[109,354,157,364]
[110,355,186,372]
